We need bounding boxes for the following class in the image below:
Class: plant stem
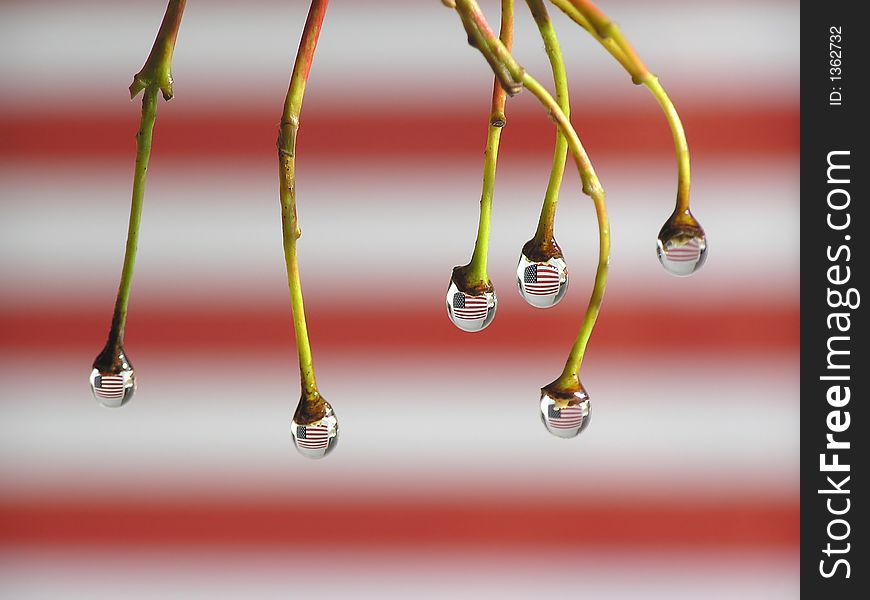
[107,87,159,352]
[466,0,514,285]
[548,0,691,212]
[104,0,185,357]
[278,0,328,400]
[526,0,569,245]
[522,75,609,385]
[453,0,610,383]
[546,0,635,75]
[646,76,690,213]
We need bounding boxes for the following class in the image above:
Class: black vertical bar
[801,2,866,595]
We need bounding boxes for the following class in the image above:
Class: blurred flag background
[0,1,799,597]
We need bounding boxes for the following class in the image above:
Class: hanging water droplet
[657,212,707,277]
[445,278,497,333]
[291,400,339,459]
[516,254,569,308]
[89,361,136,408]
[540,385,590,439]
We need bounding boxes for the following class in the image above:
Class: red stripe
[0,305,798,353]
[0,500,797,549]
[0,106,798,161]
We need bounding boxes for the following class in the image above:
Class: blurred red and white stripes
[0,1,799,597]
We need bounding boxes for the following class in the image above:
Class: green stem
[465,122,503,284]
[104,0,185,356]
[526,0,569,245]
[646,76,690,213]
[549,0,691,212]
[107,87,159,351]
[555,189,608,385]
[453,0,610,382]
[520,75,601,196]
[466,0,513,285]
[547,0,636,76]
[278,0,328,399]
[522,76,609,384]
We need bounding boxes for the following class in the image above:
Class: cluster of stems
[463,0,571,288]
[527,0,570,255]
[96,0,694,441]
[450,0,694,393]
[453,0,607,392]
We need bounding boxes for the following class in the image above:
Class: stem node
[129,0,186,101]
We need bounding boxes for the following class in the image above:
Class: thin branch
[277,0,329,421]
[464,0,515,287]
[95,0,186,376]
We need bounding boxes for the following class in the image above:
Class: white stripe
[0,549,799,600]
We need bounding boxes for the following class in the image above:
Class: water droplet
[89,364,135,408]
[657,213,707,276]
[540,386,590,439]
[90,345,135,408]
[291,400,339,459]
[445,279,497,333]
[516,253,569,308]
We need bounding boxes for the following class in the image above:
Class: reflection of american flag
[93,374,125,401]
[523,264,560,296]
[547,404,584,430]
[296,425,329,451]
[666,238,701,262]
[452,292,488,320]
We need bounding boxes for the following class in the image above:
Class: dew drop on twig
[445,278,497,333]
[516,253,569,308]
